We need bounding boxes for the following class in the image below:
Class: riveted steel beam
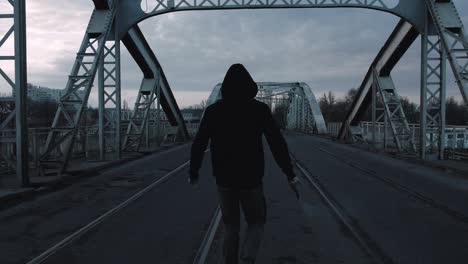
[339,20,419,140]
[117,0,427,38]
[426,0,468,105]
[122,26,189,141]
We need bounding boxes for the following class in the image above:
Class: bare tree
[123,99,130,111]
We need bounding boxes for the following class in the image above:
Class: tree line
[318,88,468,126]
[2,89,467,128]
[0,99,99,128]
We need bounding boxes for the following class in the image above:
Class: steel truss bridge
[207,82,328,134]
[1,0,468,187]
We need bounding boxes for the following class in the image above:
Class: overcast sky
[1,0,468,107]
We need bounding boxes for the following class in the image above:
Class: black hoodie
[190,64,295,189]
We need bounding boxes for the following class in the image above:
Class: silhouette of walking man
[189,63,300,264]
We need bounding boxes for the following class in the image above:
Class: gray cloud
[1,0,468,106]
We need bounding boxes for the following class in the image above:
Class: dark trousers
[217,185,266,264]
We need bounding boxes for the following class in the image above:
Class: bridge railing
[0,121,188,182]
[327,122,468,150]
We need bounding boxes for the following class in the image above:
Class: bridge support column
[41,8,116,174]
[122,78,158,152]
[14,0,28,186]
[372,69,416,153]
[98,16,122,161]
[371,74,377,148]
[0,0,29,186]
[420,11,447,160]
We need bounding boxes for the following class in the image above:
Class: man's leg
[239,185,266,264]
[218,187,241,264]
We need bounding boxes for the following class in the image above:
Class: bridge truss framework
[207,82,328,134]
[2,0,468,186]
[0,0,28,185]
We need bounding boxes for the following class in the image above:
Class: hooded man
[189,63,300,264]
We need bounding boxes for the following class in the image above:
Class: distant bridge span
[207,82,328,134]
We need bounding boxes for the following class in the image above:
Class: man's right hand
[288,177,301,199]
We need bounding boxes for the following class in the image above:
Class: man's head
[221,63,258,101]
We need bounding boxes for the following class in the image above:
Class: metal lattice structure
[122,78,158,152]
[371,69,416,152]
[119,0,427,34]
[98,19,122,160]
[4,0,468,185]
[121,26,189,152]
[0,0,28,186]
[40,9,117,174]
[340,0,468,159]
[420,13,446,159]
[40,1,190,174]
[426,0,468,104]
[207,82,327,134]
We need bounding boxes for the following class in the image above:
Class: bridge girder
[207,82,327,134]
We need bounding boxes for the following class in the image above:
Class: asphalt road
[2,134,468,264]
[32,143,370,264]
[286,134,468,264]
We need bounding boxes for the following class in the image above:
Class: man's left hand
[288,177,301,199]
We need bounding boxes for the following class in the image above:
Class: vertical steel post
[420,15,429,160]
[372,79,377,148]
[439,44,447,160]
[98,39,105,160]
[301,97,306,132]
[420,9,446,160]
[156,80,161,146]
[97,7,121,160]
[14,0,29,186]
[32,128,38,176]
[384,110,388,151]
[145,116,149,148]
[114,11,122,160]
[296,97,300,131]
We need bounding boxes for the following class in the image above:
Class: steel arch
[115,0,427,37]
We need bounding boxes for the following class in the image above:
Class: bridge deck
[1,134,468,263]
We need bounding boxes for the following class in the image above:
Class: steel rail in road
[292,155,392,264]
[24,160,191,264]
[194,154,390,264]
[192,205,222,264]
[317,146,468,225]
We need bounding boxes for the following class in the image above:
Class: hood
[220,63,258,101]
